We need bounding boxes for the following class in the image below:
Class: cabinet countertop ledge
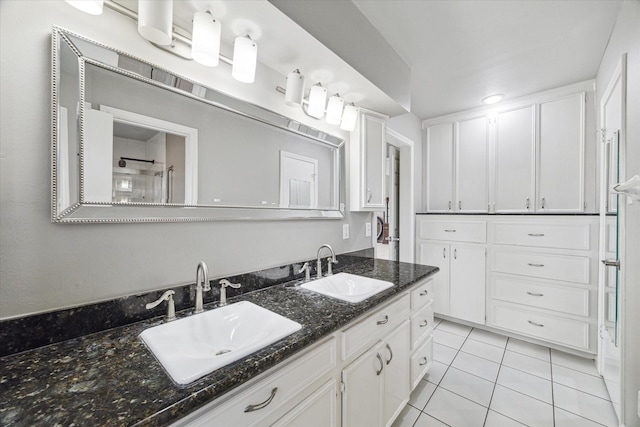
[0,259,438,427]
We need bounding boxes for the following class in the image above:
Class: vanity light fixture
[64,0,104,15]
[191,11,221,67]
[481,94,504,105]
[307,83,328,119]
[285,69,305,106]
[137,0,174,46]
[232,35,258,83]
[325,94,345,125]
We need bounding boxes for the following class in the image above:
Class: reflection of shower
[167,165,174,203]
[118,156,157,168]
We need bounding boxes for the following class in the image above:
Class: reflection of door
[598,55,625,422]
[387,146,400,261]
[280,151,318,208]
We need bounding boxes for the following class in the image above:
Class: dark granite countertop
[0,258,437,427]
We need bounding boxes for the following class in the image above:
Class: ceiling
[110,1,622,121]
[353,0,622,119]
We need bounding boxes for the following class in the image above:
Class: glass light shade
[192,12,221,67]
[232,36,258,83]
[307,84,328,118]
[65,0,104,15]
[481,94,504,105]
[285,70,305,107]
[138,0,174,46]
[340,104,358,131]
[325,94,344,125]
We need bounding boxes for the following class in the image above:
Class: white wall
[595,1,640,425]
[0,1,371,319]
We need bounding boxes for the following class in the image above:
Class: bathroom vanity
[0,258,437,426]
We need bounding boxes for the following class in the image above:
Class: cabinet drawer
[491,304,589,350]
[493,222,590,250]
[418,220,487,243]
[341,295,410,360]
[271,379,337,427]
[411,301,434,351]
[491,276,589,316]
[410,279,434,310]
[493,251,589,284]
[185,338,336,427]
[410,335,433,391]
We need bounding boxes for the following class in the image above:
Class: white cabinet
[425,122,454,212]
[417,219,486,324]
[537,93,585,212]
[342,321,410,427]
[494,105,536,212]
[456,116,489,212]
[425,117,489,213]
[272,380,338,427]
[350,109,388,211]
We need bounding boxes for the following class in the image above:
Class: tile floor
[392,318,619,427]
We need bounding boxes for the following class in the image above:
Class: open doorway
[375,129,416,262]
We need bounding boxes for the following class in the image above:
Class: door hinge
[340,381,346,394]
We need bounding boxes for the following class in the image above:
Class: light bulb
[192,12,221,67]
[232,35,258,83]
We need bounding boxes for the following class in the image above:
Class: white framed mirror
[51,27,344,223]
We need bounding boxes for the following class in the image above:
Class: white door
[425,123,454,212]
[419,242,450,316]
[280,151,318,208]
[363,113,386,209]
[83,108,114,202]
[538,93,585,212]
[494,105,535,212]
[449,245,486,324]
[383,321,410,427]
[342,342,384,427]
[387,146,400,261]
[456,116,489,212]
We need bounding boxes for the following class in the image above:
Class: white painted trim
[386,128,415,263]
[99,105,199,204]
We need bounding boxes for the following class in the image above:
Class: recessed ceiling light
[482,94,504,105]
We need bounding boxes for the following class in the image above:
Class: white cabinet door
[538,93,585,212]
[494,105,535,212]
[383,321,410,427]
[425,123,454,212]
[342,342,384,427]
[418,242,450,316]
[456,117,488,212]
[350,111,387,211]
[450,245,486,324]
[272,380,337,427]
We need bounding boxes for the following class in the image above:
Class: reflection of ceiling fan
[377,216,385,241]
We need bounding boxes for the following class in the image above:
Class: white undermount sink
[300,272,394,303]
[139,301,302,385]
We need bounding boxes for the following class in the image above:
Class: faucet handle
[326,257,338,275]
[298,262,311,282]
[145,290,176,322]
[220,279,241,289]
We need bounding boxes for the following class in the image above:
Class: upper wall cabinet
[423,86,588,214]
[425,123,454,212]
[425,117,489,213]
[494,105,536,212]
[350,110,388,211]
[537,93,585,212]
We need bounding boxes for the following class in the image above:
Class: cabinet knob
[419,357,429,366]
[367,189,373,203]
[376,315,389,325]
[419,320,429,328]
[419,290,429,296]
[541,197,546,209]
[526,198,530,209]
[458,201,462,210]
[448,201,452,211]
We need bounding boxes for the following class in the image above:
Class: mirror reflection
[52,27,344,223]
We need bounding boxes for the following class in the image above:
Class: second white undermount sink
[300,272,394,303]
[140,301,302,385]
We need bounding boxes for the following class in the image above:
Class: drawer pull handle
[419,290,429,296]
[527,263,544,267]
[419,357,429,366]
[443,248,446,259]
[527,320,544,328]
[244,387,278,413]
[385,343,393,365]
[527,292,544,297]
[528,233,545,237]
[377,315,389,325]
[376,353,384,375]
[420,320,429,328]
[444,229,457,233]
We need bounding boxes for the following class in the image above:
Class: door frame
[384,129,415,263]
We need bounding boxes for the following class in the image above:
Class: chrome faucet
[194,261,210,314]
[219,279,241,306]
[316,244,338,279]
